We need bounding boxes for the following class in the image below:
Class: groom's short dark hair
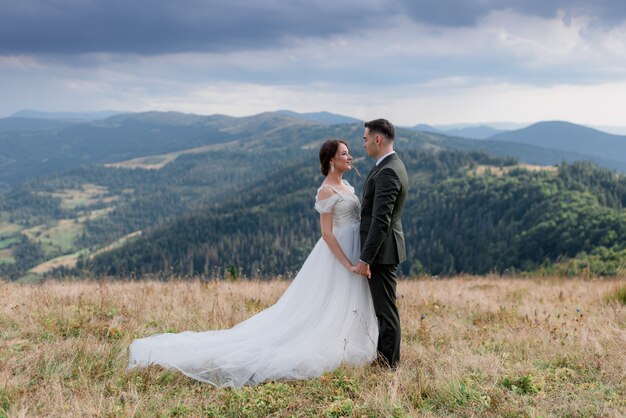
[364,118,395,140]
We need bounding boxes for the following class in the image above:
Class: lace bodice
[314,180,361,227]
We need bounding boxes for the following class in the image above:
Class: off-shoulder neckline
[318,179,353,195]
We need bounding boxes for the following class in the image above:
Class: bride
[128,139,378,388]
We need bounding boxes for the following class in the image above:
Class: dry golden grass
[0,221,20,236]
[104,142,239,170]
[470,164,558,177]
[0,250,14,265]
[36,184,116,210]
[1,277,625,417]
[28,250,89,274]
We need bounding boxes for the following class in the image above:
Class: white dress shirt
[376,151,396,166]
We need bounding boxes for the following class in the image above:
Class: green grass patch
[0,384,17,417]
[24,220,84,255]
[501,374,541,395]
[0,236,20,250]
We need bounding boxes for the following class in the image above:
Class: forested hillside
[0,149,298,280]
[0,120,379,280]
[3,111,625,191]
[0,111,317,188]
[78,150,626,278]
[407,162,626,275]
[2,112,626,281]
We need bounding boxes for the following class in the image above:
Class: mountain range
[490,121,626,164]
[2,110,626,192]
[8,109,124,121]
[408,123,504,139]
[1,109,625,281]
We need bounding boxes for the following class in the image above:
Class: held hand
[354,261,371,279]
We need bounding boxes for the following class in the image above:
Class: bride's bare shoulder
[316,184,337,201]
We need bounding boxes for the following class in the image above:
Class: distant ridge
[490,121,626,164]
[409,124,440,133]
[9,110,124,121]
[0,117,72,132]
[445,125,503,139]
[408,124,503,139]
[3,111,626,191]
[275,110,361,125]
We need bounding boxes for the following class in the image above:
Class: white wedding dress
[128,180,378,388]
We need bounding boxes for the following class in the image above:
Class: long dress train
[128,180,378,388]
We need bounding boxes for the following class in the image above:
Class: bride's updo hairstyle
[319,139,349,176]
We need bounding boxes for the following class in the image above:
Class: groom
[355,118,408,368]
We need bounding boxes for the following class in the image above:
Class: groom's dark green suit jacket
[360,153,409,265]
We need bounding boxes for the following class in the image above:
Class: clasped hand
[351,261,371,279]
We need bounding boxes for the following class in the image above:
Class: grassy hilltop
[1,277,625,416]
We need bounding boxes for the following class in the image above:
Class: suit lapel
[369,153,397,179]
[363,153,398,199]
[378,153,398,168]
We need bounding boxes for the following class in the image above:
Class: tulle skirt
[128,221,378,387]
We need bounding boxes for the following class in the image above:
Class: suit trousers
[368,263,400,367]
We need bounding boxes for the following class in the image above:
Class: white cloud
[2,7,626,127]
[0,55,46,70]
[480,10,592,64]
[384,80,626,126]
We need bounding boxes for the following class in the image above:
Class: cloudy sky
[1,0,626,127]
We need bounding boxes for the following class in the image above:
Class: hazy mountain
[0,117,73,133]
[490,121,626,165]
[408,124,441,133]
[441,138,626,173]
[409,124,504,139]
[0,111,313,188]
[593,125,626,136]
[4,112,626,194]
[0,114,224,188]
[399,128,626,173]
[9,110,124,121]
[437,122,529,131]
[444,125,503,139]
[275,110,361,125]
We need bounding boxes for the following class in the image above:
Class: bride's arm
[320,213,356,272]
[317,188,357,272]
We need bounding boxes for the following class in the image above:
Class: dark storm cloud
[0,0,383,54]
[1,0,625,55]
[398,0,626,27]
